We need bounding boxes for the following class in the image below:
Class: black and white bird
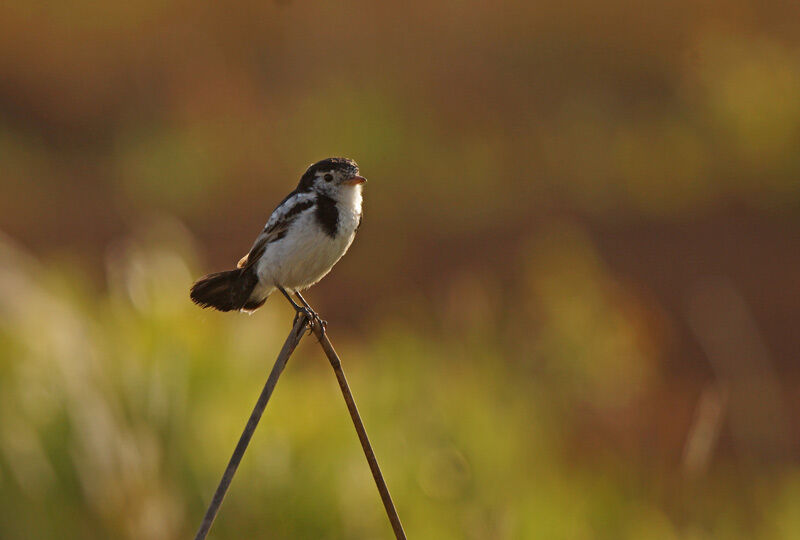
[190,157,366,320]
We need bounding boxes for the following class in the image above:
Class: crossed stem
[194,296,406,540]
[276,285,327,335]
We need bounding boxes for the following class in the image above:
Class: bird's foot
[292,307,315,332]
[305,309,327,337]
[292,307,327,337]
[313,316,328,338]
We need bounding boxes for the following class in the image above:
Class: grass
[0,232,797,539]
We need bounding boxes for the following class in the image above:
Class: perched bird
[190,157,366,320]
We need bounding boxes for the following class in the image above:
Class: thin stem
[194,314,309,540]
[310,324,407,540]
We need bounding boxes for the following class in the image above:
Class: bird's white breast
[256,186,362,291]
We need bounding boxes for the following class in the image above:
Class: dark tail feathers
[190,268,263,312]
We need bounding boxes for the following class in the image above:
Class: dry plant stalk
[309,323,407,540]
[194,314,309,540]
[194,314,406,540]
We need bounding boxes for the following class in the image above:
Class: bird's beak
[343,175,367,185]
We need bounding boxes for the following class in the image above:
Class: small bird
[190,157,366,322]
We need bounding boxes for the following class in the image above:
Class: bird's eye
[324,173,333,182]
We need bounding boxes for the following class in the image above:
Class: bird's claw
[292,307,327,337]
[314,317,328,338]
[293,307,315,330]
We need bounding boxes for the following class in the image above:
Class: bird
[190,157,366,325]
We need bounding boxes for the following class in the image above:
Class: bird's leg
[295,291,327,335]
[277,285,313,330]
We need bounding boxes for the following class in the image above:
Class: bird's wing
[237,193,316,269]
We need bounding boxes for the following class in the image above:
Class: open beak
[343,175,367,185]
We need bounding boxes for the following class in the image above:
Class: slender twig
[194,314,309,540]
[193,309,406,539]
[310,323,407,540]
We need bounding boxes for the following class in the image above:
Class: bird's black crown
[298,157,359,191]
[306,157,358,176]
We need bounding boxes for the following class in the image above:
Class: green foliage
[0,230,795,539]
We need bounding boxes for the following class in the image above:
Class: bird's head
[297,157,366,199]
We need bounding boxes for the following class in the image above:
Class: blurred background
[1,0,799,538]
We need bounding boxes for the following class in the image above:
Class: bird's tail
[190,268,265,312]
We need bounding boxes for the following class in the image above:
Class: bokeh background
[1,0,799,538]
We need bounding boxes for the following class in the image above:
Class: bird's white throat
[338,184,363,215]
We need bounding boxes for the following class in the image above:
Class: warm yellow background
[1,1,799,538]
